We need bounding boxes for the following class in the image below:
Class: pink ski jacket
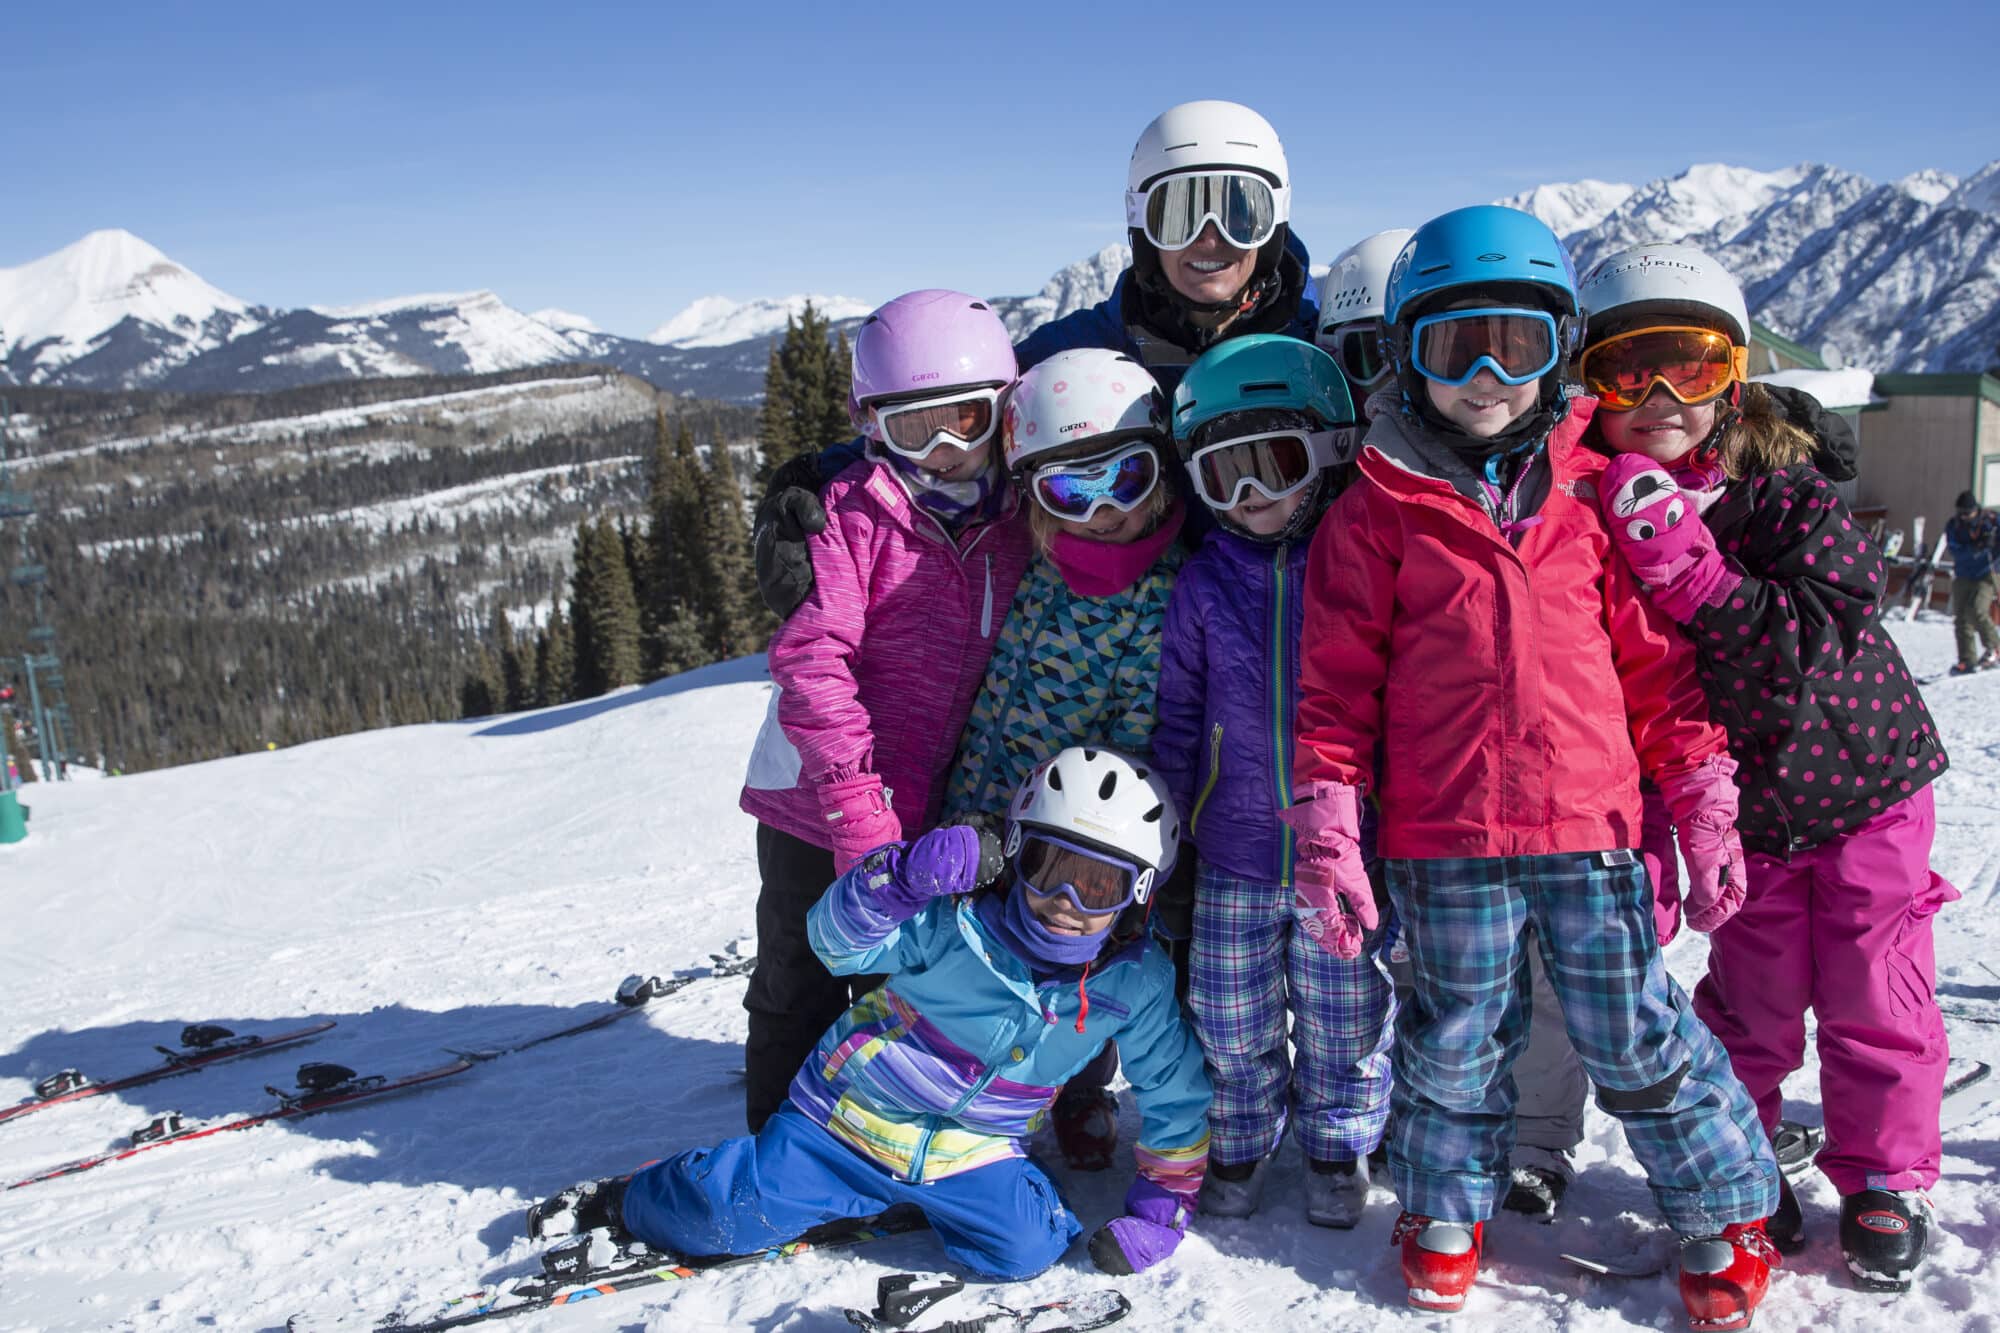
[1294,398,1728,859]
[741,457,1034,849]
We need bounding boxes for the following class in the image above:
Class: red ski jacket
[1294,399,1727,859]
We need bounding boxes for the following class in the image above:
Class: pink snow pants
[1693,787,1957,1194]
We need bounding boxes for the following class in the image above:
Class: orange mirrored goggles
[1579,326,1749,411]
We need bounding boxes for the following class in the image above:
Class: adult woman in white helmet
[754,100,1314,621]
[1015,99,1319,394]
[1315,228,1414,403]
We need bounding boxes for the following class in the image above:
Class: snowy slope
[2,620,1998,1332]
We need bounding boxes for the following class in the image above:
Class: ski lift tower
[0,399,74,813]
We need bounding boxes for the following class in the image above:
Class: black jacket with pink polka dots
[1688,463,1947,856]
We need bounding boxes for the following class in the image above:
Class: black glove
[752,454,829,620]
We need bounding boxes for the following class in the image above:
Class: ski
[845,1290,1131,1333]
[1560,1247,1668,1280]
[1902,533,1949,620]
[6,1057,472,1191]
[287,1207,930,1332]
[445,955,755,1062]
[0,1020,337,1128]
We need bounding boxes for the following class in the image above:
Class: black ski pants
[743,822,882,1134]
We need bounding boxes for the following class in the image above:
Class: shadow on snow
[468,655,771,738]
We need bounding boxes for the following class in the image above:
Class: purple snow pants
[1693,787,1957,1194]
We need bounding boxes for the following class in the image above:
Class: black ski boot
[527,1175,631,1242]
[1500,1164,1567,1221]
[1839,1188,1930,1292]
[1767,1174,1805,1253]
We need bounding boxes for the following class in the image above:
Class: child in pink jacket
[737,291,1034,1134]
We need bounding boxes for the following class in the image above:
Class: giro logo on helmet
[1477,252,1505,262]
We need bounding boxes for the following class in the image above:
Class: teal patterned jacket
[942,547,1182,825]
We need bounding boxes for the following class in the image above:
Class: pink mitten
[818,773,901,875]
[1278,781,1378,960]
[1655,754,1747,933]
[1599,454,1741,622]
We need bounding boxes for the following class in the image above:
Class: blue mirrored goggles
[1026,439,1163,522]
[1013,830,1154,914]
[1409,307,1560,387]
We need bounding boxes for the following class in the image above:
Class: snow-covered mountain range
[6,157,1995,404]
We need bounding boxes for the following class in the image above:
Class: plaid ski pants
[1188,862,1397,1165]
[1383,850,1777,1233]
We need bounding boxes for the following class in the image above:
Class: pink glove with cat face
[1599,453,1741,622]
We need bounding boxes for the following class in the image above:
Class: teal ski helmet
[1384,205,1581,437]
[1170,334,1356,544]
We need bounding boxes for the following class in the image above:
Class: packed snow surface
[3,621,1998,1332]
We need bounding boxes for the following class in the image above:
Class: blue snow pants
[1188,861,1397,1165]
[621,1102,1083,1280]
[1383,851,1778,1234]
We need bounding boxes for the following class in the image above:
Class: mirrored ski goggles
[1579,326,1749,412]
[871,386,1004,461]
[1015,830,1153,913]
[1319,320,1391,388]
[1410,307,1561,387]
[1027,440,1163,521]
[1186,428,1335,510]
[1124,171,1281,252]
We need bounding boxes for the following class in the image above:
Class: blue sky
[7,1,1994,337]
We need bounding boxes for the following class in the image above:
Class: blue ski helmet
[1384,205,1580,327]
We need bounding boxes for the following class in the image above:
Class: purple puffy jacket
[1151,528,1312,886]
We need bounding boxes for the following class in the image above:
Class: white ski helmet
[1125,99,1291,202]
[1578,242,1751,346]
[1004,747,1180,900]
[1003,348,1167,476]
[1316,228,1416,336]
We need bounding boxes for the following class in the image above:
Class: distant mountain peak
[647,293,873,347]
[531,307,600,334]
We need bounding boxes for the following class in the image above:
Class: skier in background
[1943,488,2000,674]
[736,291,1034,1133]
[1581,242,1954,1293]
[1288,207,1780,1328]
[1151,334,1398,1231]
[532,748,1210,1282]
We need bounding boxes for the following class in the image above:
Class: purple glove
[861,824,1000,922]
[1278,781,1378,960]
[1599,454,1742,622]
[1656,754,1748,933]
[818,772,901,875]
[1087,1176,1188,1276]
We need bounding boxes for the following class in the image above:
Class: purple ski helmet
[848,289,1018,434]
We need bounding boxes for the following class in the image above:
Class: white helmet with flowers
[1005,747,1180,910]
[1003,348,1169,523]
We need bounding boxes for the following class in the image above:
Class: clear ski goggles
[1579,325,1748,412]
[1185,428,1334,510]
[1319,319,1391,388]
[1124,171,1280,252]
[1410,307,1561,387]
[1026,439,1163,521]
[1013,829,1154,914]
[871,385,1004,461]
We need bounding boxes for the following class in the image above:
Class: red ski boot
[1392,1212,1483,1312]
[1679,1220,1781,1331]
[1051,1086,1118,1171]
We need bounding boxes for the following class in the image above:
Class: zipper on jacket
[1189,724,1224,839]
[981,553,994,638]
[1271,548,1295,887]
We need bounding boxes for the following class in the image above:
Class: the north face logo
[1560,478,1598,501]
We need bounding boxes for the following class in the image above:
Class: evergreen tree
[490,603,528,712]
[697,438,756,656]
[534,602,574,706]
[458,655,498,718]
[568,519,605,698]
[754,302,854,487]
[573,517,642,697]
